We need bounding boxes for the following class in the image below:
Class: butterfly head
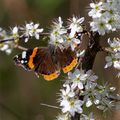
[13,51,30,70]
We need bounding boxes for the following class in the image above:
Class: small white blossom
[86,98,93,107]
[86,70,98,81]
[89,1,120,35]
[60,98,83,116]
[12,26,19,39]
[108,38,120,52]
[0,44,12,55]
[68,69,87,90]
[68,16,84,37]
[105,38,120,76]
[90,17,107,35]
[24,22,43,42]
[114,60,120,70]
[0,28,13,55]
[49,17,67,47]
[77,50,85,57]
[66,17,84,50]
[110,87,116,92]
[60,84,75,99]
[105,55,113,68]
[88,2,103,18]
[94,99,100,105]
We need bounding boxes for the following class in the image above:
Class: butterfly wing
[34,47,60,81]
[56,47,78,73]
[13,47,60,81]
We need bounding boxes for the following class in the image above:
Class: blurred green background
[0,0,120,120]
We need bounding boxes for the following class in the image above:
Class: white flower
[108,38,120,52]
[32,24,44,39]
[110,87,116,92]
[60,98,83,116]
[49,17,67,47]
[104,55,113,68]
[105,37,120,76]
[24,22,43,42]
[94,99,100,105]
[90,17,107,35]
[68,69,87,90]
[63,17,84,50]
[104,13,117,31]
[77,50,85,57]
[68,16,84,38]
[103,0,120,13]
[86,70,98,81]
[84,70,98,91]
[60,84,75,99]
[0,44,9,51]
[65,37,81,51]
[5,49,12,55]
[12,26,19,39]
[114,60,120,70]
[89,1,120,34]
[86,98,93,107]
[0,44,12,55]
[88,2,103,18]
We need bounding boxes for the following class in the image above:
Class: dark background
[0,0,120,120]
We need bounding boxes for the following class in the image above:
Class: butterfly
[13,45,78,81]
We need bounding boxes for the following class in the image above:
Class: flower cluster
[23,22,44,42]
[0,17,84,55]
[59,84,83,116]
[57,69,118,119]
[0,22,44,54]
[49,16,85,50]
[0,28,13,54]
[13,22,44,42]
[89,0,120,35]
[105,38,120,76]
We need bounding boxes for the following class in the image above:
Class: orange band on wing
[28,47,38,69]
[62,58,78,73]
[43,72,59,81]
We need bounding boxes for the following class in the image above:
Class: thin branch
[0,32,50,43]
[14,45,28,51]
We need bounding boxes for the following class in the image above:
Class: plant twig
[0,32,50,43]
[72,32,101,120]
[14,44,28,51]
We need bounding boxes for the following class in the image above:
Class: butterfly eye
[13,55,20,64]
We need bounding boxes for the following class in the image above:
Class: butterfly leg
[35,72,40,78]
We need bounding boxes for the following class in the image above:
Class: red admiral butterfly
[13,45,78,81]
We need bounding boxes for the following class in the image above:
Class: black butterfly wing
[34,47,60,81]
[56,47,78,73]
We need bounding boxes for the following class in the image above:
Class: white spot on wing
[22,51,26,59]
[21,60,25,64]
